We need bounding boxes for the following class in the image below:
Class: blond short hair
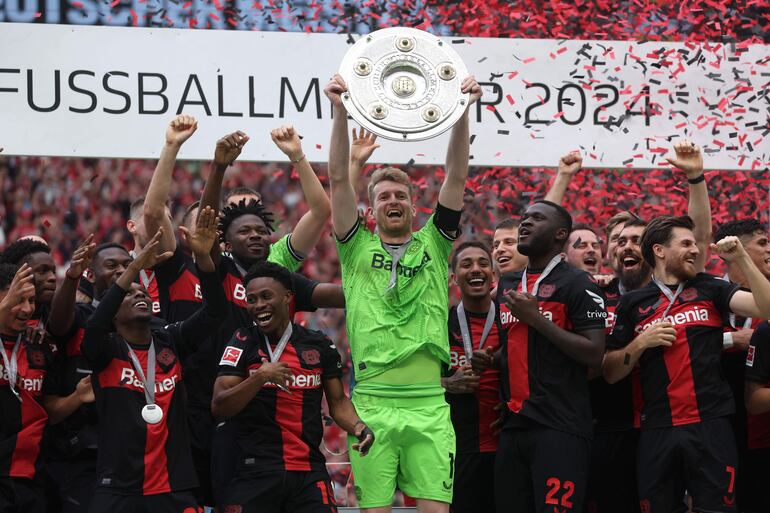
[367,167,413,205]
[605,211,637,239]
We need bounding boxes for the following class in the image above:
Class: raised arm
[438,76,481,210]
[349,128,380,186]
[48,235,95,337]
[199,131,249,265]
[143,115,198,254]
[0,264,35,332]
[717,237,770,319]
[666,140,711,272]
[172,207,228,354]
[543,152,582,205]
[270,125,331,257]
[324,75,359,238]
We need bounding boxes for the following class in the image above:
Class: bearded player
[324,73,481,513]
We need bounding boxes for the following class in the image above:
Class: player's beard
[665,257,696,282]
[618,263,652,291]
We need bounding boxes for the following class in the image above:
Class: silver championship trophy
[339,27,470,142]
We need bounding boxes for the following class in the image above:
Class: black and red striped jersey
[82,268,226,495]
[153,245,319,410]
[0,334,56,479]
[745,321,770,449]
[217,324,342,473]
[590,278,644,432]
[498,262,607,438]
[446,303,504,453]
[609,273,739,429]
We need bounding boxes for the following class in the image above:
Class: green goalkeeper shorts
[348,392,456,508]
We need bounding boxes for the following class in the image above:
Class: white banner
[0,23,767,170]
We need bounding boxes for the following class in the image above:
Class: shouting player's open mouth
[466,274,487,292]
[132,299,149,312]
[255,311,274,328]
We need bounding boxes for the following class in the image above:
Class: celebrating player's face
[517,203,563,257]
[453,246,494,300]
[616,225,649,290]
[371,180,414,237]
[115,283,153,325]
[245,277,292,334]
[24,251,57,305]
[740,229,770,279]
[0,286,35,334]
[660,227,699,281]
[225,215,270,263]
[493,227,526,274]
[91,248,133,297]
[566,229,602,274]
[606,222,625,272]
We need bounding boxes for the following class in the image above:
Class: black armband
[434,202,462,236]
[687,174,705,185]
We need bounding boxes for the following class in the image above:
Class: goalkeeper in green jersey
[324,73,482,513]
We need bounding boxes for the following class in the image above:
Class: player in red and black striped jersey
[604,215,770,513]
[474,200,606,513]
[585,217,649,513]
[0,263,95,513]
[82,216,226,513]
[212,262,373,513]
[444,241,504,513]
[714,218,770,513]
[0,237,58,328]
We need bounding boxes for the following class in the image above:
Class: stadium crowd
[0,77,769,513]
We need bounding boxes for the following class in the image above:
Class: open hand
[350,127,380,166]
[665,139,703,178]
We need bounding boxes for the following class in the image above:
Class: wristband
[687,174,705,185]
[353,419,365,429]
[723,332,734,349]
[291,154,306,164]
[65,271,81,281]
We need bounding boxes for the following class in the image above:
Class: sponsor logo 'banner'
[0,22,766,169]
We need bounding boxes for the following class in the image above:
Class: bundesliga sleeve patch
[220,346,244,367]
[746,345,755,367]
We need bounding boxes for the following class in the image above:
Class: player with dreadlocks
[140,119,344,508]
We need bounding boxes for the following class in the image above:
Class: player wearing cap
[213,261,373,513]
[324,72,481,512]
[603,215,770,513]
[444,241,504,513]
[474,200,607,513]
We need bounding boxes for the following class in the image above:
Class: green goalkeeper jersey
[336,214,456,383]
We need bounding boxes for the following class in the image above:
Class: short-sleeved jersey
[337,214,456,381]
[446,303,504,453]
[609,273,740,429]
[498,262,607,438]
[159,238,318,411]
[154,234,303,323]
[82,268,226,495]
[0,335,56,479]
[217,324,342,473]
[589,278,643,432]
[745,321,770,449]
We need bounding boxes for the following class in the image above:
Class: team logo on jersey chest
[300,349,321,365]
[538,284,556,298]
[27,348,46,368]
[156,347,176,366]
[680,288,698,301]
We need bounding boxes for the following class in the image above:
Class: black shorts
[211,419,241,509]
[88,489,200,513]
[495,426,590,513]
[47,457,98,513]
[739,446,770,513]
[452,451,496,513]
[0,476,46,513]
[187,405,214,508]
[224,470,337,513]
[585,429,640,513]
[637,417,737,513]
